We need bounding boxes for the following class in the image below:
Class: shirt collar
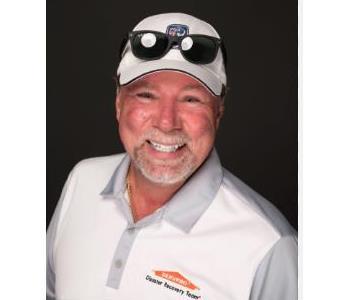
[100,154,130,198]
[100,149,223,233]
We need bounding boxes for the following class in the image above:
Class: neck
[127,163,184,222]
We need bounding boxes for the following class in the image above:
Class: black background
[47,0,298,229]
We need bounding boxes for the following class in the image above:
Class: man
[47,13,297,300]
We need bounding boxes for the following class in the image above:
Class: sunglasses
[119,30,227,66]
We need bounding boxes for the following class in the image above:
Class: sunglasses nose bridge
[167,35,180,49]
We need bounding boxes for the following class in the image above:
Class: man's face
[116,71,224,185]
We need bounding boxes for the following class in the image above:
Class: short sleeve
[46,172,73,300]
[249,235,298,300]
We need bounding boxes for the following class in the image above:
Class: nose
[154,99,181,132]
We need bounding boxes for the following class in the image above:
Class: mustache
[138,129,190,145]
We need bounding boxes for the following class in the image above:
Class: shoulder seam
[221,179,282,239]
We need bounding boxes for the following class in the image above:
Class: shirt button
[115,259,123,268]
[128,227,136,234]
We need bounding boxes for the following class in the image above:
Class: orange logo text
[153,270,199,290]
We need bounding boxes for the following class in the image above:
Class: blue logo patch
[166,24,189,37]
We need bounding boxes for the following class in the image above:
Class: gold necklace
[126,171,136,221]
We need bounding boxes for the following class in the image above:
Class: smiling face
[116,71,224,185]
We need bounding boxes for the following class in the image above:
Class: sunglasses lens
[131,32,168,60]
[181,36,218,64]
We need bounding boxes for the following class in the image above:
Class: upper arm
[46,170,74,300]
[249,235,298,300]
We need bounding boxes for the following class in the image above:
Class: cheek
[121,105,150,132]
[118,103,154,152]
[184,111,217,143]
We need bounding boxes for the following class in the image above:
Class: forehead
[122,71,213,94]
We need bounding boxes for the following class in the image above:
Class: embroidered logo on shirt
[154,270,199,290]
[145,270,201,299]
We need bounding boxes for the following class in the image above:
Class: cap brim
[119,60,223,96]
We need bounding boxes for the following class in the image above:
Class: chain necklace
[126,171,137,221]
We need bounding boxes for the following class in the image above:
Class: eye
[184,96,201,103]
[136,91,155,99]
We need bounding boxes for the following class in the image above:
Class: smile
[147,140,185,153]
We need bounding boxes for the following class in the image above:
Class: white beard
[132,144,197,185]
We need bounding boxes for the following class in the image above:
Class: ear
[215,100,225,129]
[115,94,121,122]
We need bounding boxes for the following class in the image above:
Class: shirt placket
[106,193,164,289]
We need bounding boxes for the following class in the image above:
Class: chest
[53,199,275,300]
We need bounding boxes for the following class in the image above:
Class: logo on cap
[166,24,189,37]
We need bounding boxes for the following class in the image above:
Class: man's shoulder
[221,168,296,239]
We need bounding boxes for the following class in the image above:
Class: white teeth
[149,141,185,153]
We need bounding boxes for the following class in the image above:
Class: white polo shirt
[47,149,297,300]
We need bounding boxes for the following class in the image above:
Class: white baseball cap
[116,13,227,96]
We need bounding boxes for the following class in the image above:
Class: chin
[133,147,198,185]
[139,167,194,186]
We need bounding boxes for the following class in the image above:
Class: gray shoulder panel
[46,170,72,300]
[249,235,298,300]
[46,153,126,300]
[222,168,296,237]
[221,169,297,299]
